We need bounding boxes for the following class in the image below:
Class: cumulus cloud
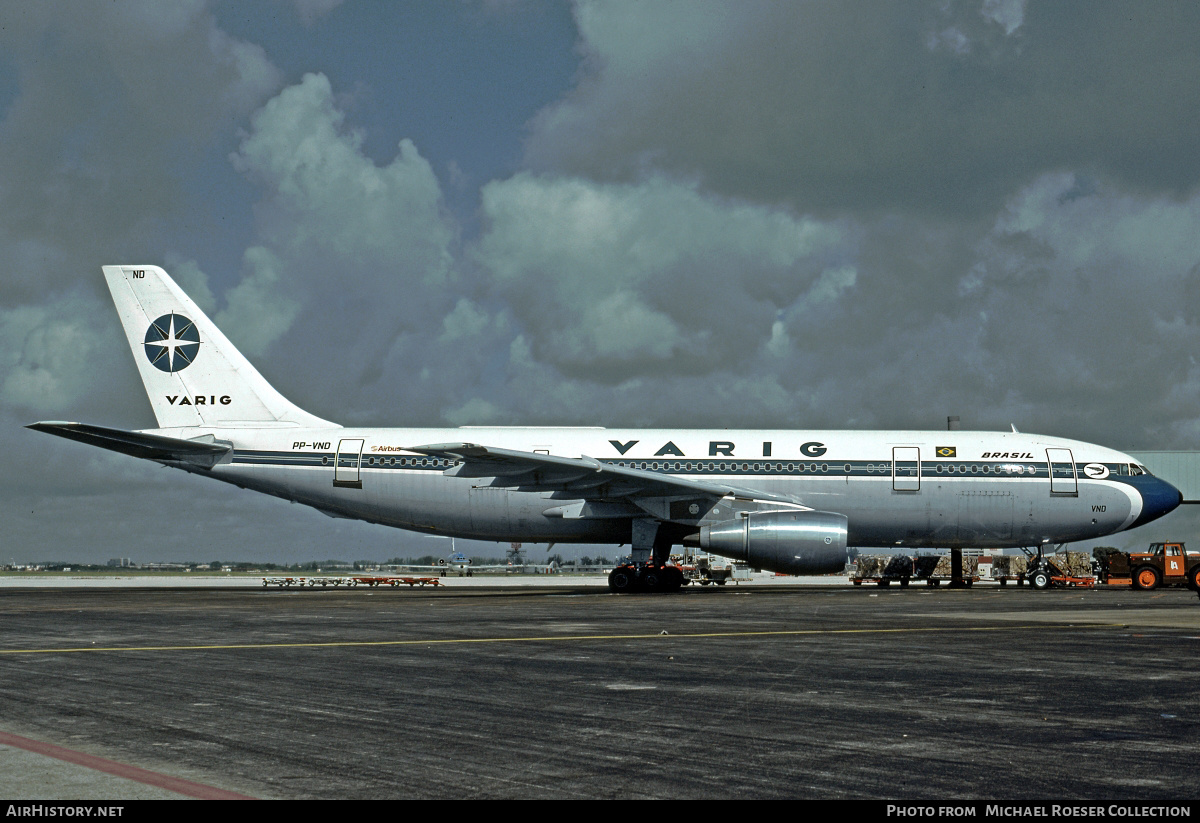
[525,2,1200,215]
[981,0,1026,35]
[0,296,113,414]
[293,0,346,27]
[474,173,853,381]
[0,3,281,294]
[231,72,453,278]
[959,173,1200,443]
[213,246,302,357]
[223,72,471,420]
[0,1,282,419]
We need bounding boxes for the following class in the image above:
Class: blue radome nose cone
[1129,476,1183,529]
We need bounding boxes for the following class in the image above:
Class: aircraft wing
[405,442,799,508]
[27,422,232,469]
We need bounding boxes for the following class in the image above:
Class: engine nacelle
[695,510,848,575]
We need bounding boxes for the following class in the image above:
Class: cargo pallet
[262,576,442,588]
[851,575,979,587]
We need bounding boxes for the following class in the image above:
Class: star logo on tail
[144,314,200,372]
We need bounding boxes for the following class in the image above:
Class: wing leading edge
[404,442,802,522]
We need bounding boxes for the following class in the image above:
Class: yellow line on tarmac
[0,623,1123,656]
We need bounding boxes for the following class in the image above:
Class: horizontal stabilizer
[27,422,232,469]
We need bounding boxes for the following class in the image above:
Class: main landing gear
[608,563,686,593]
[610,519,687,593]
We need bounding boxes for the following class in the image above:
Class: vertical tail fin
[103,265,337,430]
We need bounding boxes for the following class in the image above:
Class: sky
[4,0,1200,565]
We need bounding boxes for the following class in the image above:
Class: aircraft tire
[608,567,636,594]
[665,567,684,592]
[1030,570,1051,590]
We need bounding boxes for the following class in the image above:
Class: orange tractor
[1103,542,1200,591]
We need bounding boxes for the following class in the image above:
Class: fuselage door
[334,438,365,489]
[893,446,921,492]
[1046,448,1077,496]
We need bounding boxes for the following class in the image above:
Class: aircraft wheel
[641,568,663,592]
[1132,566,1161,591]
[666,567,685,592]
[608,567,636,594]
[1030,570,1051,590]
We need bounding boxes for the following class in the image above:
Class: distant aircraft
[392,551,476,577]
[30,266,1183,592]
[442,551,472,576]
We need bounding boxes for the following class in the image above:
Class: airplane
[442,551,472,576]
[29,266,1183,593]
[389,551,474,577]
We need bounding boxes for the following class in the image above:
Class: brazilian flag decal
[936,446,957,458]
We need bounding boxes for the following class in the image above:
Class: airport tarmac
[0,572,838,588]
[1,579,1199,800]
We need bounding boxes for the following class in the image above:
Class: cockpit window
[1129,464,1144,476]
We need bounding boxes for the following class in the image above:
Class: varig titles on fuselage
[608,439,829,458]
[604,440,1036,461]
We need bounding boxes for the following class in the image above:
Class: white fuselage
[156,425,1180,551]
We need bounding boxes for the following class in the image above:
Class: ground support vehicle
[1023,550,1095,590]
[1103,542,1200,591]
[262,576,309,587]
[681,554,732,586]
[350,576,442,588]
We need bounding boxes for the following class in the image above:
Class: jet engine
[689,510,848,575]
